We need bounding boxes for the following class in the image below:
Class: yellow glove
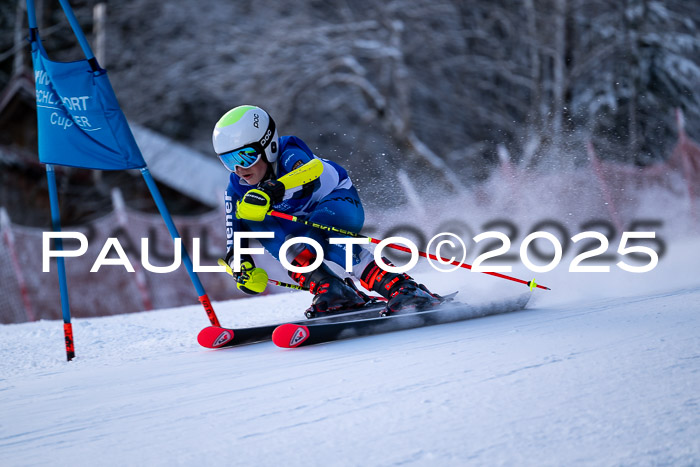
[236,189,271,222]
[236,180,286,222]
[235,260,269,295]
[218,258,268,295]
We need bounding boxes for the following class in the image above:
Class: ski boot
[288,249,367,318]
[360,259,442,315]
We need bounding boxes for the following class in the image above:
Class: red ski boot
[360,259,442,314]
[289,249,367,318]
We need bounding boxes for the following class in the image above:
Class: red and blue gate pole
[46,165,75,361]
[140,168,221,326]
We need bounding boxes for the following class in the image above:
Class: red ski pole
[267,210,550,291]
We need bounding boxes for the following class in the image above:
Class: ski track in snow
[1,239,699,466]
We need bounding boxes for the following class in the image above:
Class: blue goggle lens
[218,146,263,171]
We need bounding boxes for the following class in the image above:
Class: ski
[197,299,388,349]
[272,293,532,348]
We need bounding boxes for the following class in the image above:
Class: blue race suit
[224,135,366,270]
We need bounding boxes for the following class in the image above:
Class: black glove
[258,179,285,204]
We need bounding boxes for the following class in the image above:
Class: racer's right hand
[234,260,268,295]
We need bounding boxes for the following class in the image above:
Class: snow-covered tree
[569,0,700,164]
[1,0,698,185]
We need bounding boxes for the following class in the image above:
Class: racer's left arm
[236,147,316,221]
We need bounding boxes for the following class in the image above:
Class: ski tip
[272,324,310,348]
[197,326,235,348]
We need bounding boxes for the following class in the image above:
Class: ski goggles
[217,115,277,172]
[218,145,264,172]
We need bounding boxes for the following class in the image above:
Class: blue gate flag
[30,34,146,170]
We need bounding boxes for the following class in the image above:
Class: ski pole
[217,259,308,291]
[267,210,550,291]
[267,278,308,291]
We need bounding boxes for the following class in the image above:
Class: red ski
[197,300,387,349]
[272,293,530,348]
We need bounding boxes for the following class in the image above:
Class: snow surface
[1,239,699,466]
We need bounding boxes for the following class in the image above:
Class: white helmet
[212,105,279,172]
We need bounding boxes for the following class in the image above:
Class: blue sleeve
[278,146,315,175]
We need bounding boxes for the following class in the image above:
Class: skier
[213,104,442,315]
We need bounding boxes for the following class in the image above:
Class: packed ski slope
[1,239,699,466]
